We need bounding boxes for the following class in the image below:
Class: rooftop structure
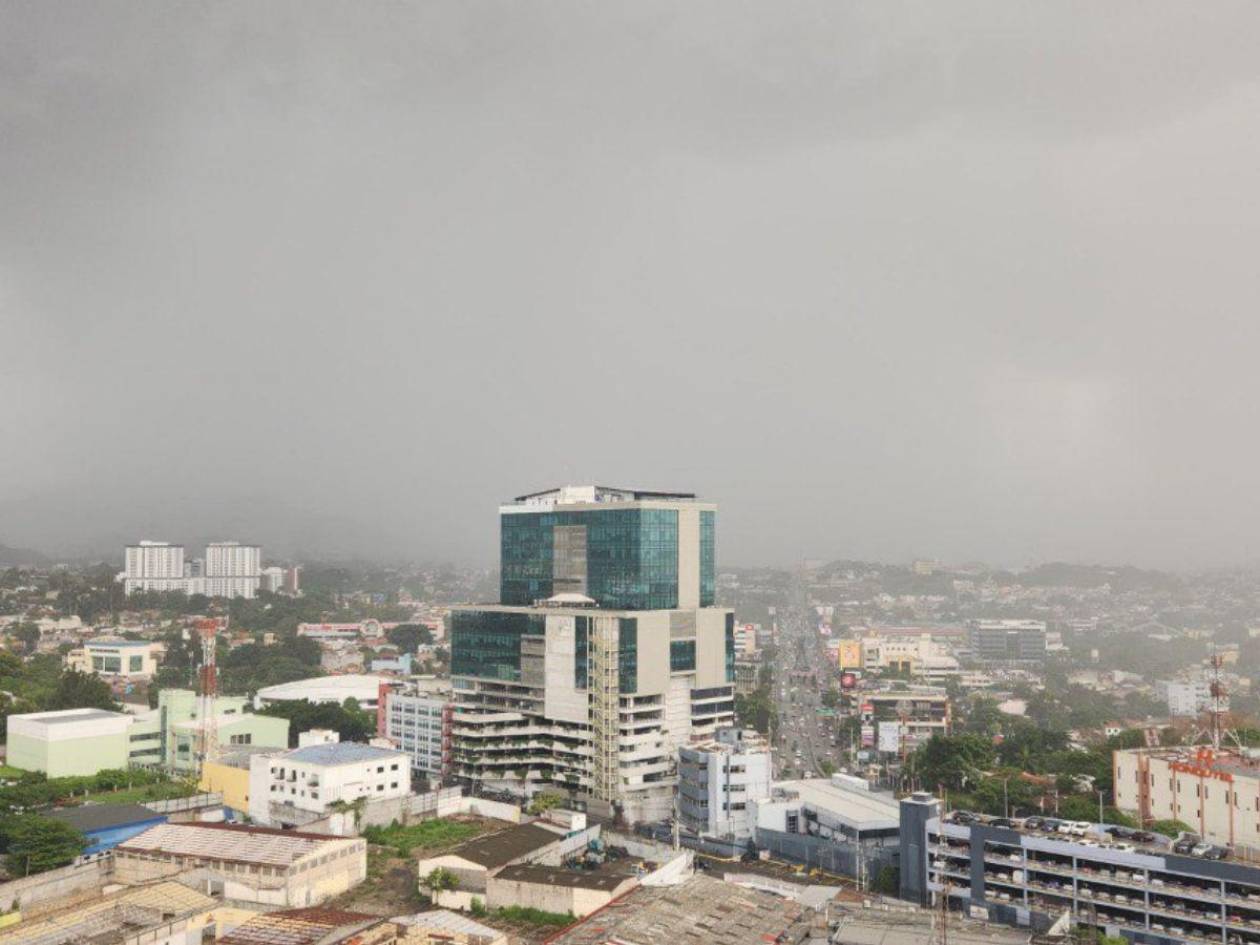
[254,674,390,709]
[280,741,397,764]
[390,910,508,945]
[829,904,1035,945]
[904,794,1260,944]
[116,821,355,867]
[545,874,808,945]
[1114,745,1260,854]
[248,740,410,827]
[218,908,382,945]
[6,708,134,778]
[507,485,698,507]
[438,822,563,870]
[488,863,639,918]
[45,803,167,855]
[113,822,367,907]
[678,728,772,841]
[415,822,569,910]
[0,881,215,945]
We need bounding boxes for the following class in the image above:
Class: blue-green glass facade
[450,610,544,681]
[618,618,637,693]
[670,638,696,673]
[700,511,715,607]
[501,508,680,610]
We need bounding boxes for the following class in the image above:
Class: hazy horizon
[6,2,1260,570]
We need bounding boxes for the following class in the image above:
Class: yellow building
[199,749,265,814]
[834,640,862,670]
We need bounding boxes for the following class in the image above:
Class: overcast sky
[3,2,1260,569]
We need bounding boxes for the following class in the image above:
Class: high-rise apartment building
[204,541,262,598]
[451,486,735,823]
[122,541,187,595]
[120,540,267,599]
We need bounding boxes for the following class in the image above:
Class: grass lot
[476,904,575,928]
[0,766,27,780]
[80,781,198,805]
[362,818,484,857]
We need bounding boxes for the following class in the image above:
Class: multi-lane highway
[769,572,846,780]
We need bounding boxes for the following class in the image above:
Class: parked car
[1204,846,1229,860]
[1173,838,1199,855]
[1068,821,1092,836]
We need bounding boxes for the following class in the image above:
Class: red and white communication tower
[195,617,221,770]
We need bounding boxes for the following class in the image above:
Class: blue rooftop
[285,742,403,765]
[87,639,153,648]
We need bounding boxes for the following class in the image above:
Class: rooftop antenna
[1192,644,1234,751]
[195,617,221,774]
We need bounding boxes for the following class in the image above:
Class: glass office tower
[451,486,735,824]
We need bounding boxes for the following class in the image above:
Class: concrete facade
[7,708,133,777]
[249,741,410,828]
[113,822,367,907]
[486,864,637,917]
[677,728,771,841]
[65,639,159,679]
[1115,746,1260,854]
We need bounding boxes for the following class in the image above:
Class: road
[769,571,845,780]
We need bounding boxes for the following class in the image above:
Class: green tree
[0,816,87,875]
[870,865,900,895]
[12,623,41,654]
[257,699,375,747]
[387,624,434,653]
[422,867,459,896]
[912,734,994,792]
[45,670,118,712]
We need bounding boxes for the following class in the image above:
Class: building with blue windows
[452,486,735,824]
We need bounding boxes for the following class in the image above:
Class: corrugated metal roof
[116,822,352,867]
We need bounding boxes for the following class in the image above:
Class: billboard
[861,724,875,748]
[878,721,902,754]
[840,671,857,690]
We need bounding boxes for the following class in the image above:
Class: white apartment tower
[121,540,264,599]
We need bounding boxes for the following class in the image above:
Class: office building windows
[618,618,637,693]
[700,511,715,607]
[670,638,696,673]
[450,610,544,681]
[724,612,736,683]
[575,616,589,690]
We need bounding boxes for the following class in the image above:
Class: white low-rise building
[751,774,900,850]
[249,739,410,827]
[254,674,390,710]
[678,728,771,842]
[65,639,160,679]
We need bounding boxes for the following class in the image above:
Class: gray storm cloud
[2,1,1260,568]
